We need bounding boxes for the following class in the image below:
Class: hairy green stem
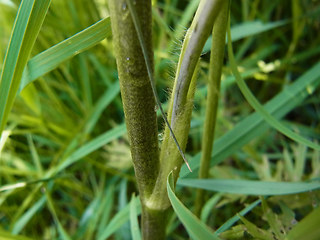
[146,0,224,216]
[171,0,223,128]
[194,0,229,217]
[108,1,161,238]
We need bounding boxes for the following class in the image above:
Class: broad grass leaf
[0,0,51,137]
[177,179,320,195]
[167,172,220,240]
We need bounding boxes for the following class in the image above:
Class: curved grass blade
[130,193,142,240]
[126,0,191,171]
[227,19,320,151]
[0,0,51,137]
[98,196,141,240]
[19,17,111,92]
[177,178,320,195]
[56,124,126,173]
[12,196,46,234]
[167,172,220,240]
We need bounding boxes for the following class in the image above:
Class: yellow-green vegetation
[0,0,320,239]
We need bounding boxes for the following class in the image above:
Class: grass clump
[0,0,320,239]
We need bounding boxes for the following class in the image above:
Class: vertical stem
[108,0,162,238]
[194,0,229,217]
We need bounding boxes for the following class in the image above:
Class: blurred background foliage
[0,0,320,239]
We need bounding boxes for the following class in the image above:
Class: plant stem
[107,0,161,238]
[195,0,229,217]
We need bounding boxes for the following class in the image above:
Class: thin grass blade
[130,193,142,240]
[167,172,220,240]
[98,197,141,240]
[19,17,111,91]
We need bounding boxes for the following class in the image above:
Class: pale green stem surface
[170,0,223,128]
[195,0,229,217]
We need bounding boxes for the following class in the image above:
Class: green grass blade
[0,229,33,240]
[19,17,111,92]
[227,21,320,151]
[177,179,320,195]
[200,194,222,223]
[56,124,126,173]
[287,207,320,240]
[0,176,56,192]
[98,197,141,240]
[130,193,142,240]
[83,81,120,135]
[12,196,46,234]
[215,199,261,235]
[97,185,115,238]
[45,190,72,240]
[0,0,51,137]
[180,61,320,178]
[167,172,220,240]
[203,19,289,52]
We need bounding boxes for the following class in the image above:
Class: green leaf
[203,19,289,52]
[167,172,220,240]
[56,124,126,173]
[12,196,46,234]
[287,207,320,240]
[98,196,141,240]
[177,179,320,195]
[0,0,51,137]
[130,193,142,240]
[19,17,112,92]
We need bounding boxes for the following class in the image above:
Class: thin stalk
[194,0,229,217]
